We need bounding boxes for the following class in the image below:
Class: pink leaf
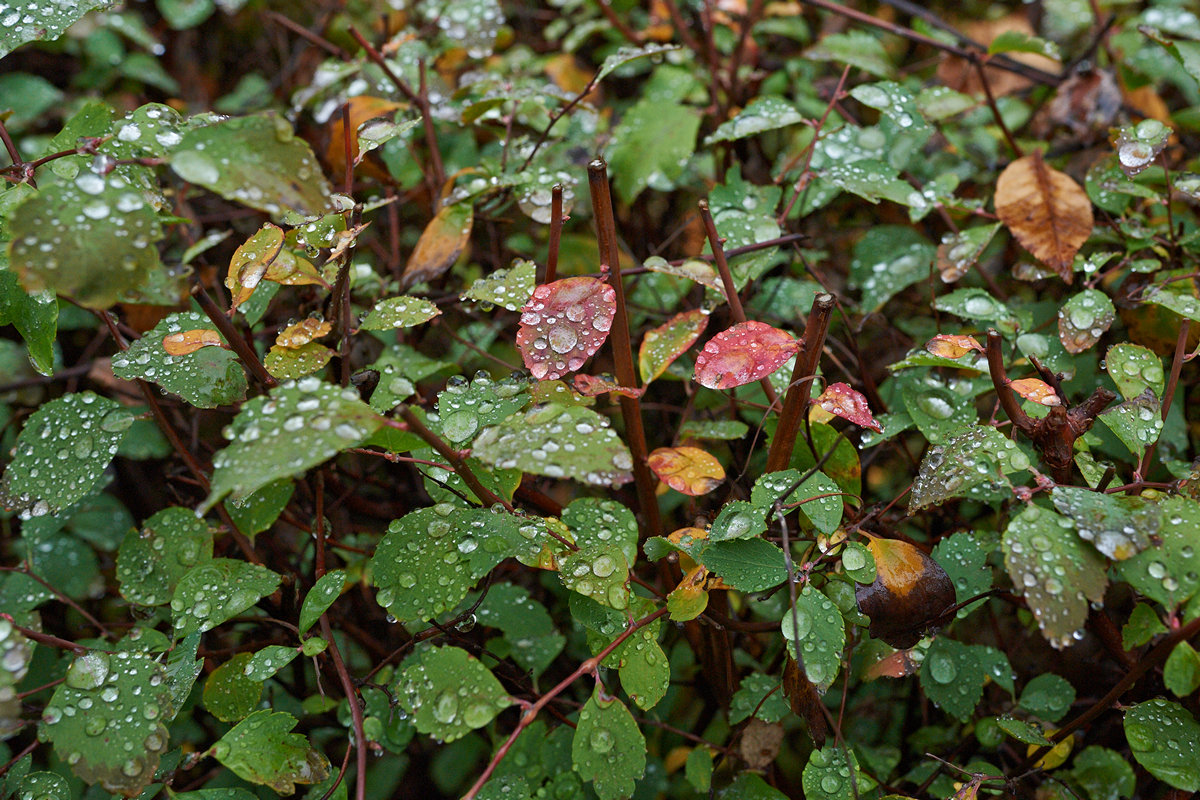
[693,321,800,390]
[815,382,883,432]
[516,277,616,381]
[573,374,645,398]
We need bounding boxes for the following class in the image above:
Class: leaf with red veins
[517,277,616,381]
[1008,378,1062,406]
[648,446,725,496]
[814,382,883,432]
[572,374,645,398]
[926,334,984,359]
[693,321,800,390]
[639,309,709,384]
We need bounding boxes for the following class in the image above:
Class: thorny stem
[545,184,564,284]
[395,407,512,511]
[766,293,835,473]
[588,159,661,539]
[191,284,276,388]
[460,607,669,800]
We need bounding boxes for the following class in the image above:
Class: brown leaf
[994,151,1093,281]
[926,334,984,359]
[647,446,725,496]
[782,657,826,748]
[1008,378,1062,406]
[516,276,616,380]
[693,321,800,390]
[738,718,783,769]
[854,536,956,649]
[275,318,332,349]
[814,382,882,432]
[400,200,474,289]
[163,329,225,356]
[227,224,285,310]
[572,374,644,398]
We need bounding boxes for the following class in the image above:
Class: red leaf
[814,382,883,433]
[572,374,645,398]
[516,277,616,380]
[692,321,800,390]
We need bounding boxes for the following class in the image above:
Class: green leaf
[243,645,300,681]
[474,583,564,678]
[572,689,646,800]
[1114,496,1200,606]
[166,633,203,716]
[1003,504,1107,649]
[910,425,1031,511]
[372,505,543,623]
[1165,641,1200,697]
[264,342,335,381]
[613,626,668,711]
[729,673,789,725]
[677,419,749,441]
[210,710,331,794]
[595,43,682,82]
[818,159,916,206]
[1098,389,1162,456]
[366,343,455,412]
[802,744,871,800]
[40,650,174,796]
[936,223,1002,284]
[698,538,786,592]
[849,81,932,137]
[395,646,511,743]
[1059,289,1115,353]
[1018,673,1076,723]
[171,558,282,636]
[988,30,1061,59]
[685,747,713,793]
[0,392,132,518]
[359,295,441,330]
[434,372,529,446]
[0,0,116,58]
[1105,343,1165,400]
[561,497,639,564]
[200,377,383,514]
[709,500,767,542]
[935,288,1018,334]
[461,258,536,311]
[805,31,895,78]
[225,479,295,538]
[559,544,629,610]
[1122,603,1166,648]
[841,542,876,583]
[0,268,57,375]
[1124,697,1200,791]
[11,773,69,800]
[472,403,634,487]
[8,170,163,309]
[638,309,709,385]
[299,570,346,634]
[793,471,844,535]
[932,529,994,618]
[996,715,1052,745]
[170,113,332,217]
[116,506,215,606]
[705,95,804,144]
[920,637,1013,722]
[1070,745,1136,800]
[719,772,788,799]
[781,586,846,691]
[849,225,935,313]
[606,97,700,204]
[1141,283,1200,323]
[1052,486,1157,560]
[203,653,261,723]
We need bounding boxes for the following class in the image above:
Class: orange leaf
[227,224,285,310]
[1007,377,1062,406]
[572,374,644,398]
[163,329,224,356]
[814,382,882,433]
[276,318,332,349]
[400,200,474,290]
[926,334,984,359]
[693,321,799,390]
[639,309,708,384]
[326,96,405,175]
[854,536,956,649]
[994,151,1093,281]
[648,446,725,496]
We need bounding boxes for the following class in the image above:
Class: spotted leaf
[113,312,248,409]
[855,535,956,649]
[226,224,284,311]
[648,446,725,496]
[275,318,331,348]
[517,277,616,381]
[693,321,800,390]
[572,689,646,800]
[394,646,512,744]
[572,374,645,398]
[638,309,709,384]
[926,334,983,359]
[359,295,441,330]
[814,382,882,432]
[116,507,216,606]
[171,559,282,637]
[1058,289,1115,353]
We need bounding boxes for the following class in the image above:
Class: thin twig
[395,407,512,510]
[192,284,276,388]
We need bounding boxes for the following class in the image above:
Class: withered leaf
[854,535,956,649]
[400,200,474,289]
[814,382,882,432]
[163,329,225,356]
[926,334,984,359]
[994,151,1093,282]
[647,446,725,496]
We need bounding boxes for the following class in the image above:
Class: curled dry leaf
[638,309,709,384]
[647,446,725,496]
[517,276,616,381]
[399,200,474,290]
[854,535,956,649]
[227,223,285,311]
[926,334,984,359]
[693,321,800,390]
[814,382,883,432]
[1008,378,1062,406]
[572,374,645,399]
[275,319,332,349]
[163,329,225,356]
[994,151,1093,281]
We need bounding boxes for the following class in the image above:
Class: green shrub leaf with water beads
[209,710,330,795]
[1113,496,1200,607]
[116,506,215,606]
[298,570,345,634]
[0,267,57,376]
[899,375,979,446]
[225,479,294,539]
[705,95,805,145]
[910,425,1030,512]
[171,558,282,637]
[850,226,935,314]
[462,258,536,311]
[1124,698,1200,791]
[394,646,511,743]
[359,295,441,330]
[11,772,69,800]
[0,0,115,58]
[781,585,846,691]
[710,501,767,542]
[559,543,630,610]
[1098,388,1163,456]
[698,538,787,592]
[932,529,995,619]
[1004,504,1107,649]
[1051,486,1157,561]
[475,583,565,678]
[571,595,667,709]
[1106,343,1166,400]
[199,377,383,515]
[802,744,872,800]
[170,113,331,218]
[434,371,529,446]
[366,343,455,413]
[8,169,163,309]
[372,504,542,623]
[203,653,261,723]
[472,403,635,487]
[919,637,1013,722]
[0,392,132,518]
[1058,290,1115,353]
[39,650,174,796]
[1017,673,1076,723]
[0,619,33,739]
[572,688,647,800]
[562,497,639,563]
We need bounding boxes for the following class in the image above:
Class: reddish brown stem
[545,184,564,284]
[192,284,276,389]
[320,616,367,800]
[395,407,512,511]
[766,293,835,473]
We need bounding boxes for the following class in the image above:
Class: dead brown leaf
[399,200,474,289]
[995,151,1093,282]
